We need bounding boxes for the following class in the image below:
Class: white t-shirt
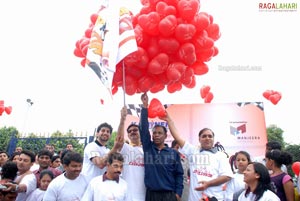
[225,172,246,201]
[120,143,145,201]
[81,141,110,182]
[238,189,280,201]
[43,173,88,201]
[179,142,233,201]
[26,188,45,201]
[15,173,37,201]
[81,175,128,201]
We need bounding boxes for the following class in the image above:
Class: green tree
[49,130,85,155]
[266,124,284,148]
[17,133,47,154]
[285,144,300,177]
[0,126,19,152]
[106,131,117,149]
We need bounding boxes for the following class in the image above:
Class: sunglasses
[128,128,139,133]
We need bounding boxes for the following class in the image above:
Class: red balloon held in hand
[148,98,167,118]
[292,161,300,176]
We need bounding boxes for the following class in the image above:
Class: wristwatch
[13,184,19,192]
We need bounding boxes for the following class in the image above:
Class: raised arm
[92,107,127,169]
[139,93,151,147]
[112,106,127,152]
[159,111,185,148]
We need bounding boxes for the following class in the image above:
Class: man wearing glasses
[114,106,146,201]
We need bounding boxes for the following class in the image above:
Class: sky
[0,0,300,144]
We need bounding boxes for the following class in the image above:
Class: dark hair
[61,149,72,161]
[38,149,53,159]
[229,150,251,172]
[0,151,9,158]
[21,150,36,163]
[152,124,167,134]
[1,161,18,180]
[266,141,282,150]
[244,162,273,201]
[40,169,54,180]
[107,152,124,165]
[126,123,139,133]
[51,155,61,163]
[265,149,293,167]
[63,152,83,165]
[9,152,21,161]
[198,128,214,137]
[171,140,178,148]
[97,122,113,133]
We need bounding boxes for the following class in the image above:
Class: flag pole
[122,60,126,106]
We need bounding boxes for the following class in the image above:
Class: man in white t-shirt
[81,122,114,182]
[4,150,37,201]
[81,152,127,200]
[43,151,88,201]
[114,106,146,201]
[160,113,233,201]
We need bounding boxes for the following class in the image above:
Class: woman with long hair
[238,162,280,201]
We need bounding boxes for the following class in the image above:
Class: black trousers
[146,189,177,201]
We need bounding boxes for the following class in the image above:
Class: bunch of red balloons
[263,90,282,105]
[73,13,99,67]
[0,100,12,116]
[74,0,220,96]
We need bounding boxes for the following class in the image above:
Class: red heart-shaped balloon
[147,53,169,75]
[4,106,12,115]
[177,0,199,21]
[269,93,281,105]
[206,23,221,41]
[158,15,177,37]
[175,24,196,44]
[138,12,160,36]
[158,37,180,55]
[167,82,182,93]
[150,80,165,93]
[156,1,177,18]
[177,43,196,66]
[0,105,5,115]
[148,98,166,118]
[204,92,214,103]
[200,85,211,99]
[184,75,196,88]
[262,90,273,100]
[191,12,210,32]
[191,61,209,75]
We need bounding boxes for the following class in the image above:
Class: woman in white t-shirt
[238,162,280,201]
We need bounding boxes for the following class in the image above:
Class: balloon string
[122,60,126,106]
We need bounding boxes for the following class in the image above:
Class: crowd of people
[0,92,299,201]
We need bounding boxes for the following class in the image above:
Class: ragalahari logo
[230,124,246,136]
[258,2,298,12]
